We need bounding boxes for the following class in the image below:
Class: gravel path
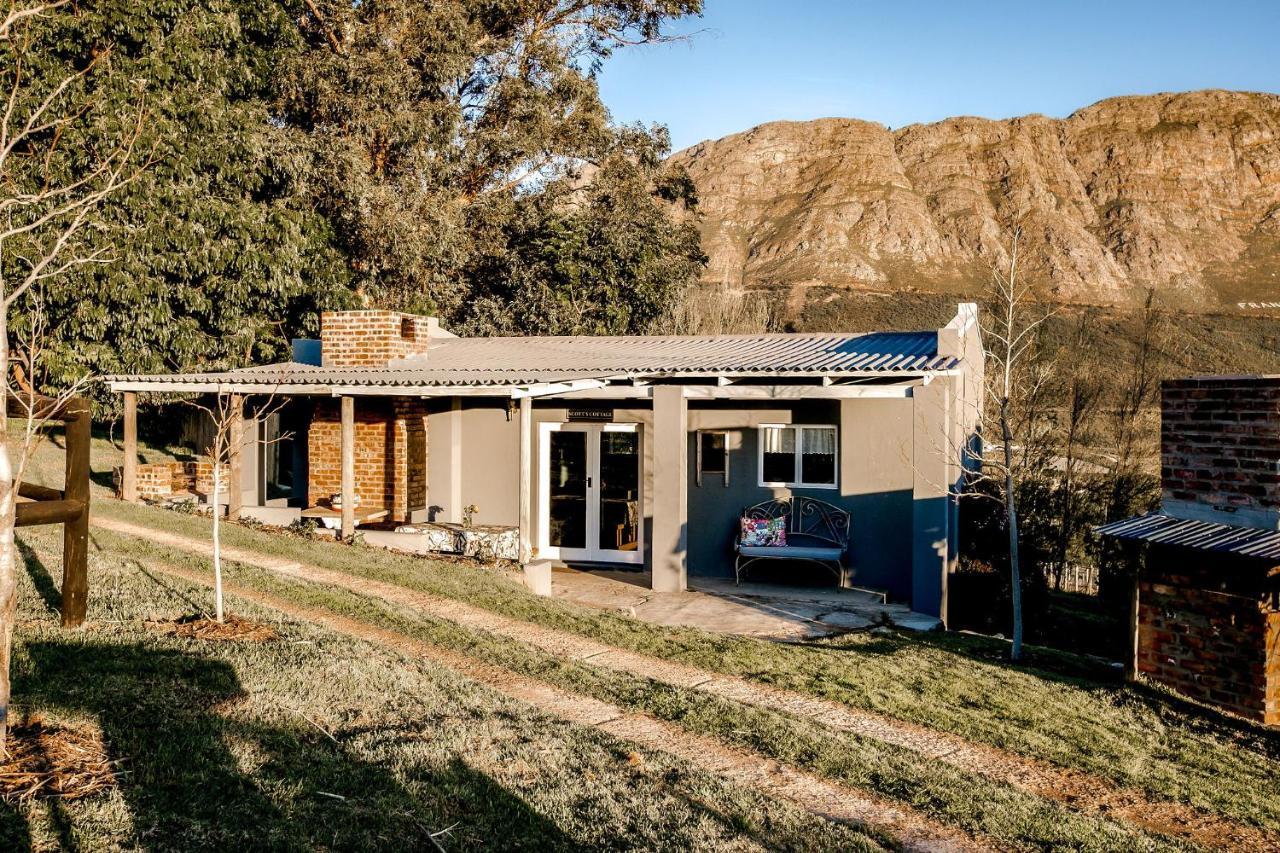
[97,515,1278,852]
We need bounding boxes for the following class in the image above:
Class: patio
[542,566,942,640]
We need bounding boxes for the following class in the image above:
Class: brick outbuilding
[1099,375,1280,725]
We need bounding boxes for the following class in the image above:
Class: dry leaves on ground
[146,613,278,642]
[0,718,119,803]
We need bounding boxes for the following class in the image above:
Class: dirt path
[95,516,1278,851]
[140,557,988,853]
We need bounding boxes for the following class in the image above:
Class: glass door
[539,423,642,564]
[595,426,641,562]
[546,426,590,560]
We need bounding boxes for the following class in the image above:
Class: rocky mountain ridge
[671,90,1280,311]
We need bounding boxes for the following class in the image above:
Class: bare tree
[0,2,144,753]
[977,229,1054,661]
[1053,314,1104,589]
[182,391,286,622]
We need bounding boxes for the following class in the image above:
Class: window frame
[756,424,838,490]
[696,430,730,487]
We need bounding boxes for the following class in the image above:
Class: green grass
[19,418,1280,841]
[73,526,1181,852]
[83,493,1280,834]
[9,521,883,851]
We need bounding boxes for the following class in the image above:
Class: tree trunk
[212,459,224,623]
[0,311,13,755]
[1056,426,1076,591]
[1001,400,1024,662]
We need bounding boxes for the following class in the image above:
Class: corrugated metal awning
[1095,513,1280,561]
[103,328,963,392]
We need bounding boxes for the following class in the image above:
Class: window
[758,425,837,488]
[697,431,729,486]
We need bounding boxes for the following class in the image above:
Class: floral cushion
[740,515,787,547]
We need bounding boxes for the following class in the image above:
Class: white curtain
[763,426,795,454]
[802,427,835,455]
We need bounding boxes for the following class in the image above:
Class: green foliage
[12,0,706,409]
[277,0,705,329]
[13,2,352,410]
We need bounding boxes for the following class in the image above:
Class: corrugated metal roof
[105,329,957,388]
[414,330,951,374]
[1095,513,1280,561]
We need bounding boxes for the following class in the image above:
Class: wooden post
[61,398,90,628]
[1125,569,1141,682]
[340,395,355,539]
[121,391,138,502]
[517,396,532,563]
[226,394,244,519]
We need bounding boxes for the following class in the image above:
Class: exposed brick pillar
[307,397,428,523]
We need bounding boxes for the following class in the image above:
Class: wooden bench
[301,505,389,530]
[734,496,852,588]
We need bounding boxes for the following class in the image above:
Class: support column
[121,391,138,502]
[226,394,244,519]
[340,395,355,539]
[518,396,533,563]
[651,385,688,593]
[911,379,953,623]
[61,398,90,628]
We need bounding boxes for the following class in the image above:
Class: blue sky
[597,0,1280,152]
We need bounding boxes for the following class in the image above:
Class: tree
[978,230,1054,661]
[183,391,286,623]
[1053,313,1104,589]
[277,0,705,329]
[0,0,142,753]
[15,0,352,413]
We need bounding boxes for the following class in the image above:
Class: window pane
[801,427,836,485]
[548,431,587,548]
[700,431,726,474]
[599,431,640,552]
[761,427,796,483]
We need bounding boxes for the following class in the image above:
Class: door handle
[587,476,593,488]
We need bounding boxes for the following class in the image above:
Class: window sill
[758,481,839,490]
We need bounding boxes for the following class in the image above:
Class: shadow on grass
[4,639,579,851]
[808,625,1280,760]
[16,538,61,616]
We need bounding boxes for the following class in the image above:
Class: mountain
[671,90,1280,313]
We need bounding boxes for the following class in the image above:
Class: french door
[538,423,642,564]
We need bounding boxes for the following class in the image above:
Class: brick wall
[320,310,440,368]
[307,398,427,521]
[123,460,222,500]
[1161,376,1280,522]
[1138,544,1280,724]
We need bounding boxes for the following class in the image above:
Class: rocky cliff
[672,91,1280,310]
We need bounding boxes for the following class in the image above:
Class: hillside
[672,90,1280,314]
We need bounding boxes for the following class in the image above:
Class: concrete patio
[542,566,942,640]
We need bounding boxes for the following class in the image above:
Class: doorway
[538,422,642,564]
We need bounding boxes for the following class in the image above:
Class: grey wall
[423,392,940,613]
[427,399,520,526]
[684,399,912,588]
[839,397,915,601]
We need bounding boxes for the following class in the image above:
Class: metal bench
[734,496,852,588]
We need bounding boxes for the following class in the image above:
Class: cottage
[1098,376,1280,725]
[108,305,983,622]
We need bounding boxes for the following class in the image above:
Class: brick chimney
[1161,375,1280,530]
[319,310,452,368]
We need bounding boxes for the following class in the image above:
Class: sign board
[567,407,613,423]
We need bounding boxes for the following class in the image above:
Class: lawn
[10,422,1280,849]
[8,520,881,851]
